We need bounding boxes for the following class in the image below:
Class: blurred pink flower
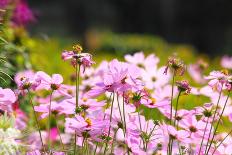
[0,87,16,112]
[221,55,232,69]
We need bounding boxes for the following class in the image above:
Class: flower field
[1,1,232,155]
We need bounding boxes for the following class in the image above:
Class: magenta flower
[0,0,9,9]
[12,0,35,26]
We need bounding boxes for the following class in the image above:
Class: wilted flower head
[164,56,185,76]
[176,80,191,94]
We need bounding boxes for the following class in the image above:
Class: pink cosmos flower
[35,71,71,97]
[188,59,208,84]
[0,87,16,112]
[204,70,228,91]
[15,70,41,91]
[159,123,191,154]
[179,115,211,141]
[87,59,142,97]
[141,97,169,109]
[65,115,109,141]
[59,97,106,115]
[221,55,232,69]
[34,101,63,119]
[125,52,159,70]
[142,66,170,89]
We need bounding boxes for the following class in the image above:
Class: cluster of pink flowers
[1,45,232,155]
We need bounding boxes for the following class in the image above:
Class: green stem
[110,128,119,154]
[27,90,46,152]
[93,142,98,155]
[122,92,127,133]
[55,117,65,151]
[74,64,81,155]
[167,71,175,155]
[122,92,130,155]
[48,91,53,151]
[206,91,231,155]
[103,93,115,155]
[173,91,181,127]
[116,93,125,136]
[204,88,223,154]
[198,116,210,155]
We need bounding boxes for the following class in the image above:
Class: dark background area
[28,0,232,56]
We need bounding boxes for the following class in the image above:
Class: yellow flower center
[85,118,92,126]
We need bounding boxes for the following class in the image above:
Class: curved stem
[206,91,231,155]
[27,90,46,152]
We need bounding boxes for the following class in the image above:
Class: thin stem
[110,128,119,154]
[204,88,222,154]
[81,137,86,155]
[74,64,81,155]
[206,91,231,155]
[48,91,53,151]
[93,142,98,155]
[122,92,130,155]
[103,93,115,155]
[145,125,157,151]
[54,116,65,151]
[170,71,175,125]
[198,116,210,155]
[122,92,127,133]
[167,71,175,155]
[116,93,125,136]
[170,91,181,155]
[27,90,45,152]
[173,91,181,127]
[212,129,232,155]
